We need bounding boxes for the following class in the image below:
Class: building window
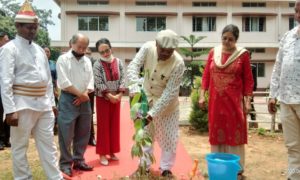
[289,17,298,30]
[77,0,109,5]
[242,2,266,7]
[193,16,216,32]
[289,2,295,7]
[248,48,265,53]
[242,17,266,32]
[136,17,166,31]
[78,16,109,31]
[252,63,265,77]
[136,1,167,6]
[192,2,216,7]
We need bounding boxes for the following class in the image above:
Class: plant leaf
[130,92,141,107]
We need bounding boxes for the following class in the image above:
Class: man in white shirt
[0,1,62,179]
[268,1,300,180]
[56,33,94,177]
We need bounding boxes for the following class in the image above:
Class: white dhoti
[140,109,179,171]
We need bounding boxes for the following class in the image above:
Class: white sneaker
[110,156,119,161]
[100,157,109,166]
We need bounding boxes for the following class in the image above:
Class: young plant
[130,89,155,176]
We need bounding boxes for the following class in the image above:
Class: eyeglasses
[222,36,235,42]
[99,48,111,55]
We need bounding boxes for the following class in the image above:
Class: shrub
[189,76,208,132]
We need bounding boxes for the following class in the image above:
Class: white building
[52,0,297,90]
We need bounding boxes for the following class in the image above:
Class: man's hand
[52,106,58,117]
[73,92,90,106]
[268,98,277,114]
[78,92,90,102]
[5,112,18,126]
[54,89,59,98]
[145,114,153,126]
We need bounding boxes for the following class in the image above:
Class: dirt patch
[179,126,287,180]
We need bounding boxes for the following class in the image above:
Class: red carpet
[69,100,197,179]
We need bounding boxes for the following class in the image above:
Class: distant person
[93,38,125,165]
[0,31,10,150]
[268,1,300,179]
[199,24,254,178]
[0,1,62,179]
[44,46,59,134]
[127,29,185,177]
[56,33,94,177]
[249,62,258,128]
[85,47,96,146]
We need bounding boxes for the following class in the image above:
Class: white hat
[15,0,39,23]
[155,29,179,48]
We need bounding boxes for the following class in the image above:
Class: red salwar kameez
[202,48,253,146]
[93,58,126,155]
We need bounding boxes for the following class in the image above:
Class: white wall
[54,0,296,89]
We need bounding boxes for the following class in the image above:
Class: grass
[0,138,51,180]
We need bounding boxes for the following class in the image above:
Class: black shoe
[161,170,173,177]
[73,162,93,171]
[0,142,4,150]
[88,137,96,146]
[61,168,72,177]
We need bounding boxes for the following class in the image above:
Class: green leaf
[131,144,140,158]
[144,137,152,146]
[134,119,143,130]
[130,103,141,120]
[135,129,144,142]
[130,93,141,107]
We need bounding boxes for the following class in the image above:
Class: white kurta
[0,35,62,180]
[127,41,185,153]
[0,35,55,114]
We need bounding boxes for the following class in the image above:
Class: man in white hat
[0,1,62,179]
[127,29,185,177]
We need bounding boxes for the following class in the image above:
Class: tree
[0,0,54,46]
[189,77,208,132]
[0,0,54,30]
[180,35,207,61]
[179,34,209,89]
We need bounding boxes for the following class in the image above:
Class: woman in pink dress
[199,24,254,174]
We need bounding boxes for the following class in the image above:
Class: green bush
[189,76,208,132]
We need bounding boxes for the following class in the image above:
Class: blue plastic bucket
[205,153,242,180]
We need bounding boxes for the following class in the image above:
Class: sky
[16,0,61,40]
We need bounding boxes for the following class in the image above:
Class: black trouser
[0,95,10,145]
[88,92,95,139]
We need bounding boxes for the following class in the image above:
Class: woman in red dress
[199,24,254,172]
[93,38,126,166]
